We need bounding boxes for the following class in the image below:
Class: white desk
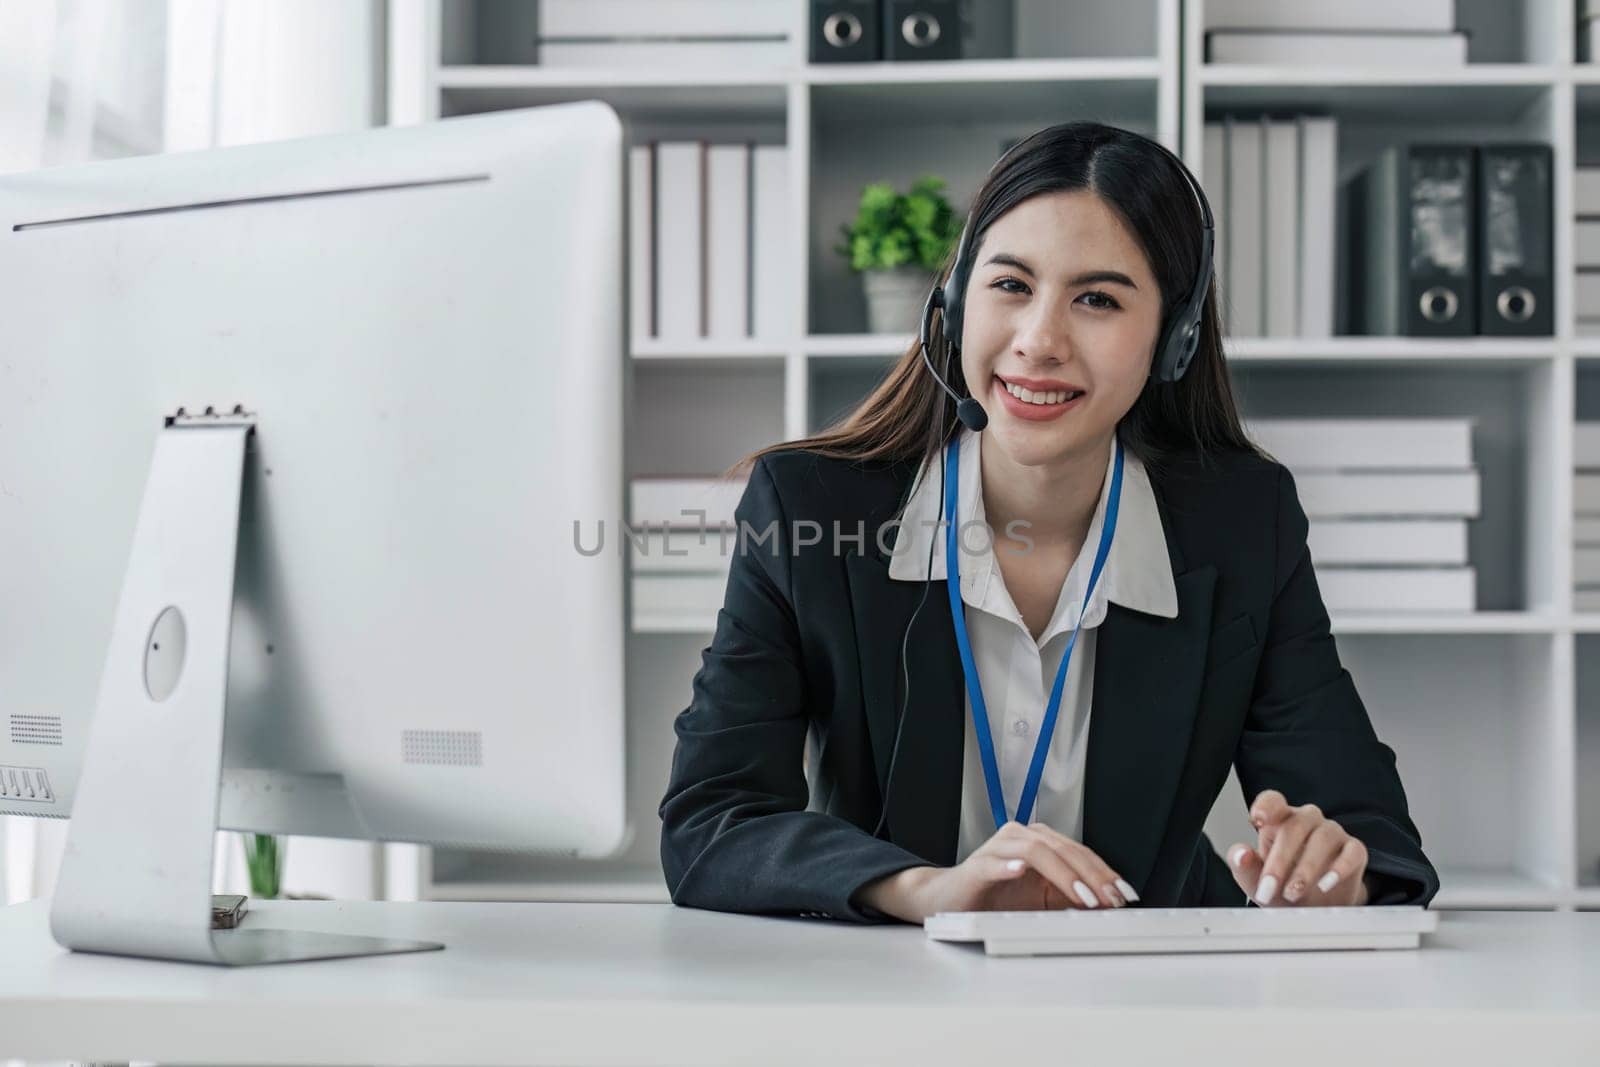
[2,899,1597,1065]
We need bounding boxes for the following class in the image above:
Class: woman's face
[957,189,1164,470]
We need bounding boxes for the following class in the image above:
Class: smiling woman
[659,121,1439,924]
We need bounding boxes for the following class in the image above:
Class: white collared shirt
[887,428,1180,864]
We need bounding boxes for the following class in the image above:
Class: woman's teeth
[1003,380,1082,405]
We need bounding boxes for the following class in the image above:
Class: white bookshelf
[388,0,1600,912]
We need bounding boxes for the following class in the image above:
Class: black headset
[871,132,1216,843]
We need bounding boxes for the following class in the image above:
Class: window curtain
[0,0,383,905]
[0,0,382,173]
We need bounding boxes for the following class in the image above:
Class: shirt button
[1011,719,1029,736]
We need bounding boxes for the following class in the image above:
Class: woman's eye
[989,278,1120,311]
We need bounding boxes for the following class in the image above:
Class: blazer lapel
[1081,563,1217,897]
[844,548,965,865]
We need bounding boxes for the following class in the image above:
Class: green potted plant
[242,832,286,899]
[836,175,963,335]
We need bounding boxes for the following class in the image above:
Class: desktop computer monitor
[0,102,628,964]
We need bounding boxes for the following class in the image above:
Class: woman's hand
[856,821,1140,923]
[1226,789,1370,906]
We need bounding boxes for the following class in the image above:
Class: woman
[658,121,1438,923]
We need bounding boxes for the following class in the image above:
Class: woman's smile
[991,373,1087,422]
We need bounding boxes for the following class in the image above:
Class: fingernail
[1284,880,1303,903]
[1229,845,1249,869]
[1255,875,1279,905]
[1103,883,1125,907]
[1114,878,1140,903]
[1073,880,1099,908]
[1317,870,1340,893]
[1006,859,1025,873]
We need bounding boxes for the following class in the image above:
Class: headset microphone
[918,279,988,432]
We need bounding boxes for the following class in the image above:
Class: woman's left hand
[1225,789,1369,906]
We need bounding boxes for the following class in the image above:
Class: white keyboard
[924,905,1438,957]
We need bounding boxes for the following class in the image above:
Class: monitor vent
[402,729,482,766]
[10,714,62,746]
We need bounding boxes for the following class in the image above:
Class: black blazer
[658,443,1440,921]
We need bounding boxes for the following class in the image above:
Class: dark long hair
[736,121,1268,481]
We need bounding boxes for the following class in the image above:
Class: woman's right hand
[858,821,1139,923]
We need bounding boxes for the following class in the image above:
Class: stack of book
[1203,0,1465,66]
[1203,114,1337,338]
[1579,423,1600,614]
[630,142,790,349]
[537,0,791,69]
[1578,169,1600,337]
[1246,418,1479,613]
[628,477,746,628]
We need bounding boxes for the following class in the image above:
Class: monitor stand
[48,413,443,965]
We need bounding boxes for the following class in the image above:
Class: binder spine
[810,0,881,63]
[883,0,960,60]
[1404,145,1476,336]
[1476,144,1553,337]
[1349,146,1397,335]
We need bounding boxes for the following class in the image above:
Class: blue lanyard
[944,435,1124,831]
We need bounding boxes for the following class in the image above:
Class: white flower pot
[862,266,932,336]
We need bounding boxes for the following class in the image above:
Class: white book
[1307,519,1467,565]
[1204,0,1454,32]
[751,144,791,340]
[1207,32,1467,66]
[1577,517,1600,544]
[540,0,792,38]
[1577,423,1600,469]
[1579,474,1600,515]
[538,40,791,68]
[1294,471,1481,519]
[1204,122,1227,312]
[1247,418,1473,471]
[1577,588,1600,612]
[632,573,729,625]
[1225,116,1263,337]
[627,529,737,573]
[1577,221,1600,267]
[706,144,750,340]
[1577,168,1600,215]
[654,142,703,342]
[1578,548,1600,585]
[628,144,655,344]
[1263,120,1299,336]
[630,476,747,528]
[1577,273,1600,317]
[1297,116,1337,338]
[1318,567,1476,613]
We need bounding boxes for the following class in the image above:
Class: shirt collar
[886,428,1179,626]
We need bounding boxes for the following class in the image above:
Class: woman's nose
[1013,304,1070,363]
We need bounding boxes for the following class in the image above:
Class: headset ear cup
[1154,231,1214,383]
[940,220,974,350]
[941,289,962,349]
[1152,311,1195,383]
[1152,325,1175,383]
